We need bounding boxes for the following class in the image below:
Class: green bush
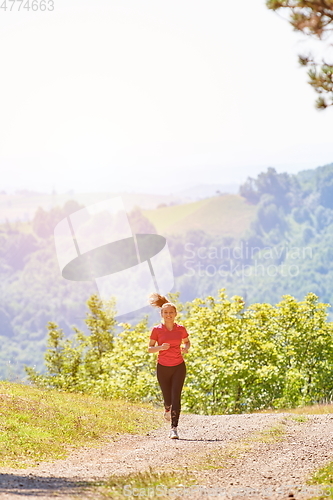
[26,289,333,414]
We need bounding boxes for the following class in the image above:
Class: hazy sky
[1,0,333,194]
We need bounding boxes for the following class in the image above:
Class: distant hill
[142,194,257,237]
[170,183,239,200]
[0,185,239,223]
[0,191,180,223]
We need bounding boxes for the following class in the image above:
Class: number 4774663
[0,0,54,11]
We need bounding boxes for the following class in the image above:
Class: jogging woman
[148,293,190,439]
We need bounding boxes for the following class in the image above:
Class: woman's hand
[181,340,190,354]
[181,337,190,355]
[160,343,170,351]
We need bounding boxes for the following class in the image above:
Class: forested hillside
[1,162,333,380]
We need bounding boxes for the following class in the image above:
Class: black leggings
[156,361,186,428]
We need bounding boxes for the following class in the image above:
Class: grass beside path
[307,463,333,500]
[0,381,161,468]
[91,468,197,499]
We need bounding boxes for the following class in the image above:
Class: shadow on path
[0,474,89,497]
[177,438,226,442]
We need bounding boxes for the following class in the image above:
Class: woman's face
[161,305,177,322]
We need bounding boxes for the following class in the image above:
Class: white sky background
[1,0,333,194]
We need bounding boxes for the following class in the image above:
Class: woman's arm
[181,336,191,354]
[147,338,170,353]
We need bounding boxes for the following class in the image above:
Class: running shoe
[164,409,171,422]
[169,427,179,439]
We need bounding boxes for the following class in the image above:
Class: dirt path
[0,412,333,499]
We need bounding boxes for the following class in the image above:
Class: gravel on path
[0,412,332,499]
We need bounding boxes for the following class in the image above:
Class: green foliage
[26,295,159,402]
[266,0,333,109]
[186,291,333,413]
[27,289,333,415]
[184,286,333,408]
[127,207,157,234]
[239,167,298,210]
[26,295,117,392]
[95,319,158,401]
[0,307,13,337]
[308,461,333,499]
[292,206,312,225]
[32,200,84,238]
[257,199,287,234]
[0,231,38,270]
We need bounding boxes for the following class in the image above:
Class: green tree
[128,207,157,233]
[274,293,333,406]
[239,167,298,210]
[25,322,83,391]
[73,295,117,386]
[94,318,158,401]
[32,200,84,238]
[1,232,37,270]
[181,291,282,414]
[26,295,117,392]
[266,0,333,109]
